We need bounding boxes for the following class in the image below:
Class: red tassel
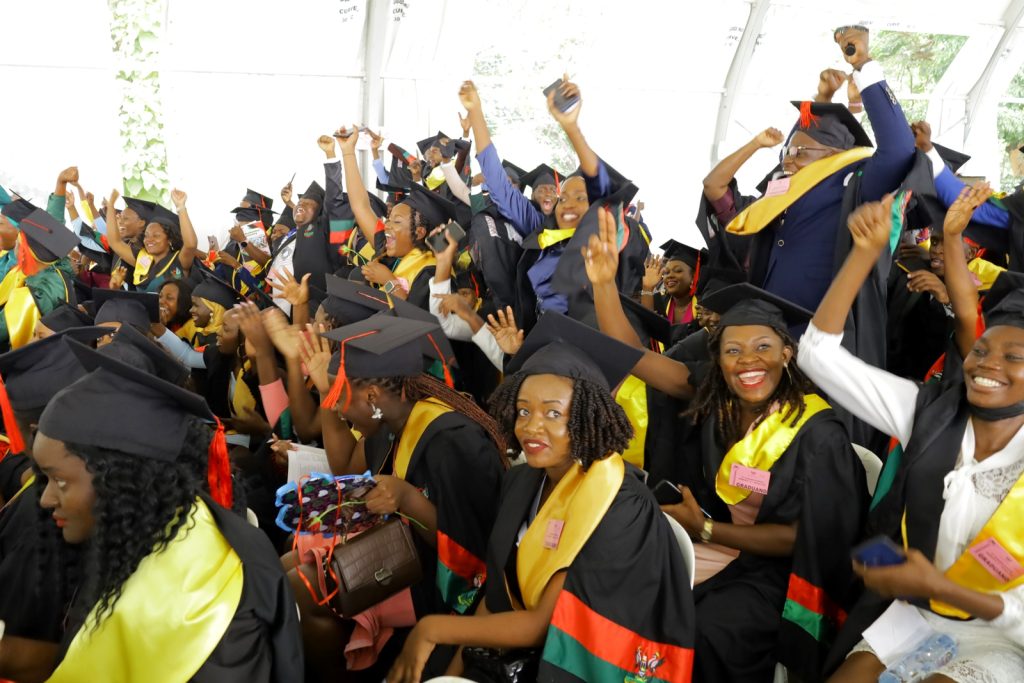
[0,373,25,459]
[798,101,821,130]
[16,236,40,277]
[426,334,454,388]
[688,251,702,299]
[553,171,561,195]
[208,417,233,508]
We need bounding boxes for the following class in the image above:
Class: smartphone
[207,235,219,251]
[543,78,580,113]
[653,480,684,506]
[426,221,467,254]
[851,535,906,567]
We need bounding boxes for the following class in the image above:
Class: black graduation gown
[468,202,523,310]
[450,300,501,406]
[885,267,950,380]
[483,463,696,682]
[691,410,867,683]
[0,453,30,502]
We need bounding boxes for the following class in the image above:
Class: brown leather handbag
[324,519,422,617]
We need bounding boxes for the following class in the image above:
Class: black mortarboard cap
[401,183,459,227]
[300,181,325,207]
[122,197,157,223]
[696,267,747,300]
[106,324,190,386]
[619,294,672,346]
[193,270,244,310]
[149,204,180,230]
[0,326,111,411]
[520,163,561,192]
[933,143,971,174]
[93,288,161,329]
[505,312,642,392]
[322,274,389,324]
[76,232,113,272]
[417,131,457,158]
[982,271,1024,329]
[384,295,459,368]
[274,208,296,231]
[660,239,703,269]
[243,189,275,211]
[790,101,873,150]
[703,282,812,330]
[453,269,480,294]
[19,208,80,262]
[41,337,215,461]
[502,160,527,186]
[39,304,94,332]
[0,199,38,224]
[232,206,275,225]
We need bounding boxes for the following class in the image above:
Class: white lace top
[797,322,1024,645]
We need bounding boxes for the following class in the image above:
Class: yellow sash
[392,248,436,287]
[900,470,1024,619]
[715,394,830,504]
[0,266,26,307]
[49,498,243,683]
[968,257,1004,292]
[5,286,40,349]
[517,455,624,610]
[536,228,575,250]
[614,375,648,469]
[725,148,875,236]
[394,398,453,480]
[230,366,257,419]
[132,249,180,287]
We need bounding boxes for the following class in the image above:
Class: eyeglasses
[785,145,831,159]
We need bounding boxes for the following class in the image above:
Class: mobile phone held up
[543,78,580,114]
[426,221,466,255]
[653,480,684,506]
[851,535,907,568]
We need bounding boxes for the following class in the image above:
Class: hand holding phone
[852,535,907,568]
[426,221,466,255]
[653,480,684,506]
[543,76,581,114]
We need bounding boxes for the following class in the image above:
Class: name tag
[764,177,791,197]
[544,519,565,549]
[969,538,1024,583]
[136,254,154,269]
[729,463,771,495]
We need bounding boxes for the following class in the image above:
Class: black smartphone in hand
[543,78,580,113]
[653,480,684,506]
[426,221,466,254]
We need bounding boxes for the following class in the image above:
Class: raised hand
[486,306,525,356]
[754,127,785,149]
[262,307,301,360]
[170,188,187,211]
[298,323,333,394]
[642,254,664,291]
[268,268,310,308]
[228,223,247,243]
[317,134,336,156]
[944,181,991,237]
[546,73,581,127]
[458,110,471,137]
[334,124,360,154]
[911,121,933,152]
[368,129,383,153]
[582,207,620,287]
[108,265,128,290]
[57,166,79,184]
[835,25,871,70]
[108,188,121,205]
[234,302,272,355]
[281,182,294,208]
[846,195,894,254]
[458,80,481,111]
[816,68,848,103]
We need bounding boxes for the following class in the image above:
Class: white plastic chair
[663,512,696,587]
[852,443,883,496]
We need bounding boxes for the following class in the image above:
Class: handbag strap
[292,478,346,608]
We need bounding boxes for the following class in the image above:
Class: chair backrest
[851,443,882,496]
[663,512,696,587]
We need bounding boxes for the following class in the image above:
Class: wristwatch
[700,518,714,543]
[383,280,397,295]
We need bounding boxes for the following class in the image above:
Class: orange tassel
[208,417,233,508]
[15,235,40,277]
[320,330,379,411]
[426,333,454,388]
[688,251,701,299]
[798,101,821,130]
[553,170,561,195]
[0,373,25,459]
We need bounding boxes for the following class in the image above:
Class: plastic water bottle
[878,633,958,682]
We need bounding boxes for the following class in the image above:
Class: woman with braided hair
[27,337,302,683]
[584,208,867,682]
[386,311,695,683]
[287,313,505,679]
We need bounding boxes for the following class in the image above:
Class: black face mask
[969,402,1024,421]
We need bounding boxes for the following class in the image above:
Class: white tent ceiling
[4,0,1024,247]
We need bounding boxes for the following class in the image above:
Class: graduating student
[288,315,505,678]
[26,339,301,682]
[388,312,695,683]
[649,240,704,333]
[801,189,1024,682]
[700,26,915,371]
[0,203,80,349]
[104,189,197,292]
[585,208,867,681]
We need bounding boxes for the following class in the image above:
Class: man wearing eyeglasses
[700,26,915,362]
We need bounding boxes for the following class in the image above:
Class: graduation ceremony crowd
[3,23,1024,683]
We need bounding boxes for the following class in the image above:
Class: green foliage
[871,31,966,95]
[107,0,169,204]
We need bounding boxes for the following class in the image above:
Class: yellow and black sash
[394,398,453,480]
[132,248,180,287]
[48,498,243,682]
[517,455,624,610]
[615,376,648,469]
[725,148,874,236]
[392,248,436,288]
[715,394,830,504]
[536,227,576,250]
